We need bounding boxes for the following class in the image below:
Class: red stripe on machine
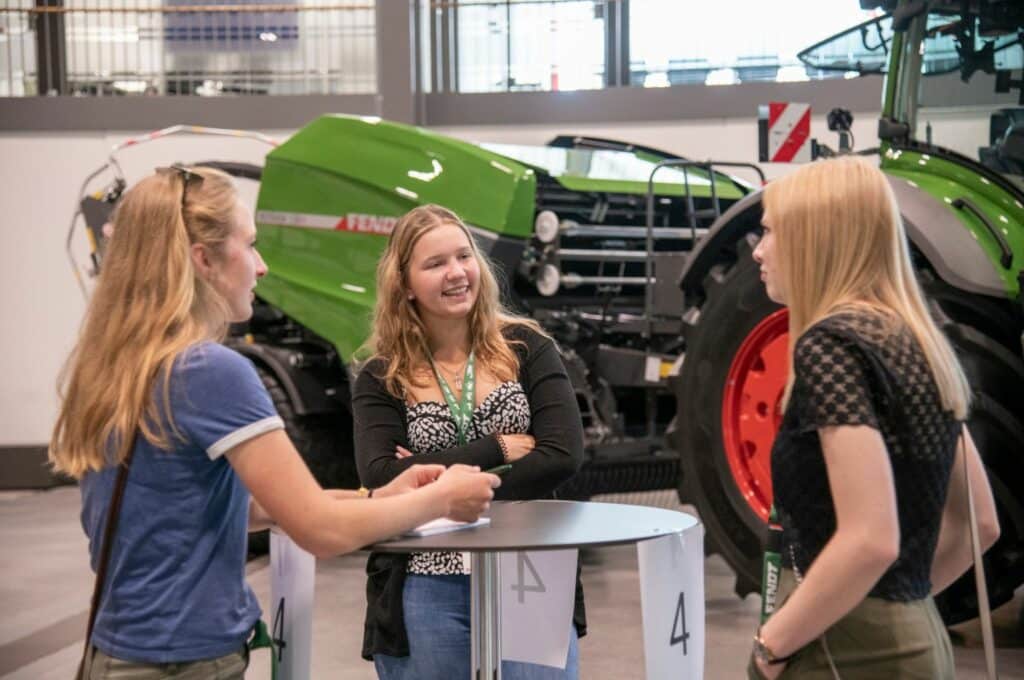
[334,214,399,236]
[768,103,811,163]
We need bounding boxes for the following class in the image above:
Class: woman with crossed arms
[353,204,586,679]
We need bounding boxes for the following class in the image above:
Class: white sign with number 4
[637,524,705,680]
[499,549,579,669]
[269,530,316,680]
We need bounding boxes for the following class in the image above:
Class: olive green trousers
[748,570,954,680]
[86,647,248,679]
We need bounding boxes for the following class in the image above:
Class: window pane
[6,0,377,97]
[455,0,605,93]
[629,0,877,86]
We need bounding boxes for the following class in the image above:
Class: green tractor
[673,0,1024,625]
[75,121,756,537]
[72,0,1021,626]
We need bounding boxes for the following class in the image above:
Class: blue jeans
[374,573,579,680]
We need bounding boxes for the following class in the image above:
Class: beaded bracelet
[496,434,511,463]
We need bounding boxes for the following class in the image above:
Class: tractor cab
[798,1,1024,186]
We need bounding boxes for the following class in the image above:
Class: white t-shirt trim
[207,416,285,460]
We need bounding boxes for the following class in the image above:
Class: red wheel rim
[721,309,789,523]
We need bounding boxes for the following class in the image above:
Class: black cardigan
[353,324,588,660]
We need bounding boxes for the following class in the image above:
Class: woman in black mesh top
[747,157,1000,679]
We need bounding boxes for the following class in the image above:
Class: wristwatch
[752,631,792,666]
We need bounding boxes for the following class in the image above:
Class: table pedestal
[470,551,502,679]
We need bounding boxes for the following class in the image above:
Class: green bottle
[761,506,783,624]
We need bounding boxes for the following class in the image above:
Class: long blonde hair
[368,204,542,398]
[50,167,239,478]
[763,156,970,418]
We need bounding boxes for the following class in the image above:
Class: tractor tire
[673,233,1024,622]
[248,365,359,557]
[674,233,782,597]
[921,272,1024,624]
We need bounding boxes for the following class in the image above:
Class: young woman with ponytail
[50,167,499,679]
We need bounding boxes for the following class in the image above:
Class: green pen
[484,464,512,476]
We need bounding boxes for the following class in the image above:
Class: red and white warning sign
[759,102,811,163]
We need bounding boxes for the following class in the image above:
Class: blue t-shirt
[80,342,284,663]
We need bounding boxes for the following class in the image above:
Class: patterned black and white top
[771,308,961,601]
[405,381,531,575]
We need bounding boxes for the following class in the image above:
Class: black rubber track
[556,454,680,500]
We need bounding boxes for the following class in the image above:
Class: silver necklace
[435,357,469,390]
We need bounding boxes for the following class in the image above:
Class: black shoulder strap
[76,433,137,678]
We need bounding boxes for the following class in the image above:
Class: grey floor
[1,487,1022,679]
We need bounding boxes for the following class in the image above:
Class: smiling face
[405,221,480,324]
[753,210,786,305]
[210,200,268,322]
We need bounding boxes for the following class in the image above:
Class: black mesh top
[771,308,962,601]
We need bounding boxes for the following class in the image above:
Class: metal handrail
[68,125,278,299]
[644,160,766,340]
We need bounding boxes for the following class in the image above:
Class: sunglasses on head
[156,163,204,210]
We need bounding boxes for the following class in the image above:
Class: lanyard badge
[432,351,476,446]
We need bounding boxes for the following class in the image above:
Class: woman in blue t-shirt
[49,166,501,679]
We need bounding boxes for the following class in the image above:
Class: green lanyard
[431,351,476,445]
[760,504,783,624]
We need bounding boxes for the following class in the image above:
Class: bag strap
[962,427,998,680]
[76,433,137,679]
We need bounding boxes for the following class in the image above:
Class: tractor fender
[679,176,1006,301]
[678,190,764,297]
[230,341,349,417]
[885,175,1005,299]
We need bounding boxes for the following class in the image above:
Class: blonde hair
[50,167,240,478]
[763,156,970,418]
[368,204,542,398]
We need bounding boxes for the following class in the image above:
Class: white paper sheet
[499,549,578,669]
[637,524,705,680]
[269,530,316,680]
[404,516,491,537]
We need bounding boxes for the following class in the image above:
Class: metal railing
[1,0,377,97]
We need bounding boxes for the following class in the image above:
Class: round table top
[370,500,699,553]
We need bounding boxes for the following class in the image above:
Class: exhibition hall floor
[1,487,1020,679]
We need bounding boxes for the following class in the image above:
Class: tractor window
[798,12,1021,77]
[479,143,717,187]
[920,13,1022,76]
[801,9,1023,180]
[917,12,1023,180]
[797,15,892,76]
